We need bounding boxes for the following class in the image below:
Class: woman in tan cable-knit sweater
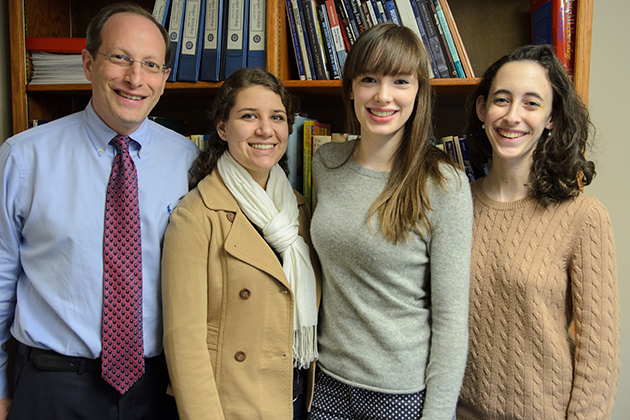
[456,44,620,420]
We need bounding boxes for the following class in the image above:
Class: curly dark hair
[465,44,595,205]
[188,68,295,189]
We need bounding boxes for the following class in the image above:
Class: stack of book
[285,0,474,80]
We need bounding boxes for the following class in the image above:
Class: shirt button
[234,351,247,362]
[239,288,251,299]
[226,213,235,222]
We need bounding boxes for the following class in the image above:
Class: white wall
[0,0,627,416]
[588,1,630,418]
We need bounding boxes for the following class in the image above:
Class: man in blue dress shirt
[0,3,198,419]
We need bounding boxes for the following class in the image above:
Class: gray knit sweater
[310,140,473,419]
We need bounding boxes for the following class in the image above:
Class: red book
[25,37,86,54]
[531,0,576,75]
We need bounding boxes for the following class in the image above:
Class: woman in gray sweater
[309,23,473,420]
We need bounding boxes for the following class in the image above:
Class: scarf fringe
[293,325,318,369]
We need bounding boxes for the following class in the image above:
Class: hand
[0,397,10,420]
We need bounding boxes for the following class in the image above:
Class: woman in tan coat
[162,68,320,420]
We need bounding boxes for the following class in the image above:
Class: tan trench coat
[162,170,320,420]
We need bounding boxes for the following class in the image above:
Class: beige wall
[0,0,627,416]
[588,1,630,419]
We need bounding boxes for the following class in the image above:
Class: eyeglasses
[96,52,167,74]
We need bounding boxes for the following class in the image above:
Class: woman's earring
[482,123,485,130]
[547,131,552,138]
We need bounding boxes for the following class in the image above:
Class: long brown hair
[341,22,457,243]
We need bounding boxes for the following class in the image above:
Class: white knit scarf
[217,152,318,368]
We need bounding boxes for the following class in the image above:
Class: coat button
[239,288,251,299]
[226,213,235,222]
[234,351,247,362]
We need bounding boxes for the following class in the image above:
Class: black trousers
[8,343,178,420]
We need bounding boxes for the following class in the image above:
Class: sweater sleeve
[162,200,226,420]
[421,169,473,420]
[567,199,620,420]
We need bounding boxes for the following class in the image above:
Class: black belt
[21,345,101,373]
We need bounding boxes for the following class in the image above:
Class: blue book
[247,0,266,70]
[339,0,361,45]
[432,0,464,77]
[417,0,449,78]
[384,0,400,25]
[152,0,172,27]
[285,0,306,80]
[200,0,225,81]
[317,3,341,80]
[177,0,206,82]
[223,0,249,78]
[290,0,313,80]
[295,0,316,80]
[456,136,476,183]
[409,0,438,78]
[300,0,328,80]
[166,0,187,82]
[370,0,385,23]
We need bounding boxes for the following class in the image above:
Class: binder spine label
[227,0,245,50]
[182,0,201,56]
[204,0,220,50]
[249,0,266,52]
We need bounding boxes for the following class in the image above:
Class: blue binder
[223,0,249,78]
[199,0,225,81]
[177,0,206,82]
[246,0,266,70]
[166,0,188,82]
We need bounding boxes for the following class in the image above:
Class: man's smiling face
[82,12,170,135]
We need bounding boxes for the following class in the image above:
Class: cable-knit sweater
[457,180,620,420]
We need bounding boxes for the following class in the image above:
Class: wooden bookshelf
[8,0,593,137]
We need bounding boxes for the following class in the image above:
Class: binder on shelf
[224,0,250,78]
[25,37,86,53]
[166,0,188,82]
[200,0,226,81]
[177,0,206,82]
[247,0,266,70]
[152,0,172,27]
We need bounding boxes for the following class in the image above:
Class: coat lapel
[198,171,290,289]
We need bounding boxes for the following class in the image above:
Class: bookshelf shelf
[8,0,593,138]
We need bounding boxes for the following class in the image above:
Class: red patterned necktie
[102,135,144,394]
